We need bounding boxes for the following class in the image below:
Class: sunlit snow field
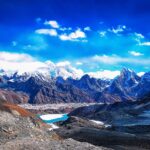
[40,114,69,124]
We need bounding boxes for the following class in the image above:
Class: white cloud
[35,29,57,36]
[59,34,70,41]
[92,55,120,64]
[36,20,87,42]
[99,31,106,37]
[59,28,86,41]
[108,25,126,34]
[0,52,34,62]
[88,70,120,79]
[89,54,150,65]
[44,20,59,28]
[129,51,143,56]
[56,61,71,67]
[0,52,148,80]
[134,32,145,44]
[139,42,150,46]
[134,33,144,39]
[59,27,72,31]
[69,29,86,39]
[0,52,84,79]
[76,62,83,65]
[54,61,84,79]
[0,52,46,73]
[88,70,145,79]
[84,26,91,31]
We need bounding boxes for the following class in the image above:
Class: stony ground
[19,103,98,114]
[56,116,150,150]
[0,103,110,150]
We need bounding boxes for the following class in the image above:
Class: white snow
[137,72,145,77]
[90,120,104,125]
[90,120,111,128]
[88,70,120,79]
[40,114,66,121]
[40,114,65,131]
[8,79,15,82]
[48,123,59,131]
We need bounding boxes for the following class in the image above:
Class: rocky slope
[69,96,150,124]
[7,76,93,104]
[56,116,150,150]
[0,99,109,150]
[0,89,29,104]
[69,92,150,134]
[55,95,150,149]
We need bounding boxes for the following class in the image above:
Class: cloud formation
[0,52,84,79]
[35,29,57,36]
[84,26,91,31]
[139,42,150,46]
[59,28,86,41]
[0,52,122,79]
[99,31,106,37]
[6,19,150,73]
[44,20,59,28]
[129,51,143,56]
[0,52,45,74]
[35,20,87,42]
[108,25,126,34]
[88,70,120,79]
[79,54,150,66]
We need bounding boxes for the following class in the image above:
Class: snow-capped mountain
[132,72,150,98]
[107,68,140,93]
[0,60,84,82]
[0,67,150,104]
[97,68,142,103]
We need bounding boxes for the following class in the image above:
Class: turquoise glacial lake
[39,114,69,124]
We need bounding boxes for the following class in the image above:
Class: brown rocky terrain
[0,99,110,150]
[0,89,29,104]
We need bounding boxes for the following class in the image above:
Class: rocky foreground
[1,94,150,149]
[55,95,150,150]
[0,100,110,150]
[56,116,150,150]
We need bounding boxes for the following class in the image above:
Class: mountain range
[0,68,150,104]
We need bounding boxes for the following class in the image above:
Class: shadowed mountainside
[1,68,150,104]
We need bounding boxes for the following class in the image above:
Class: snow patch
[90,120,104,125]
[90,120,111,128]
[40,114,66,121]
[48,123,59,131]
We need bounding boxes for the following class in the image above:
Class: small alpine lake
[39,114,69,124]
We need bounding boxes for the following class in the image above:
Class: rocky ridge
[0,68,150,104]
[0,99,110,150]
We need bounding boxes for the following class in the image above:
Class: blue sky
[0,0,150,74]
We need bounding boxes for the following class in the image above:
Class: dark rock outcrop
[57,116,150,150]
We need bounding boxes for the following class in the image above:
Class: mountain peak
[120,68,140,80]
[80,74,90,80]
[120,68,133,76]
